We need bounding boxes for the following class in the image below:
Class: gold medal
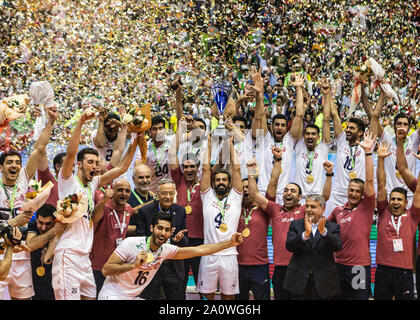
[146,252,154,263]
[36,266,45,277]
[185,205,192,215]
[396,171,402,178]
[349,171,357,179]
[306,174,314,183]
[242,228,250,238]
[219,223,228,233]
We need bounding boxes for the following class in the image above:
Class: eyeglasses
[157,191,176,197]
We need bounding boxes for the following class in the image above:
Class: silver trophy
[211,80,233,164]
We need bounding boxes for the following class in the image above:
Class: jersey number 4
[214,212,223,229]
[134,271,149,286]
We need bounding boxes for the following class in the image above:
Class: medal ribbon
[112,209,127,235]
[151,141,165,168]
[75,176,93,213]
[307,149,315,174]
[132,189,146,205]
[187,183,199,204]
[216,195,228,223]
[390,215,402,237]
[243,206,257,227]
[349,145,358,170]
[0,182,17,214]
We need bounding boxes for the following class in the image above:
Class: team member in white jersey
[0,106,58,300]
[252,70,306,204]
[197,134,243,300]
[134,115,174,193]
[364,86,420,207]
[321,77,368,216]
[52,108,138,300]
[92,111,123,162]
[294,78,332,201]
[98,211,243,300]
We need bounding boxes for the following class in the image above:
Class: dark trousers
[93,269,106,296]
[140,261,185,300]
[374,264,414,300]
[235,264,270,300]
[333,263,371,300]
[272,265,292,300]
[292,273,331,300]
[416,256,420,300]
[183,238,203,298]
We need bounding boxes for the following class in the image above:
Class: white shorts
[197,254,239,295]
[98,293,143,300]
[0,260,34,299]
[52,250,96,300]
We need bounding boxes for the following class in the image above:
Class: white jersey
[91,129,116,162]
[178,138,208,179]
[380,129,420,201]
[201,187,242,256]
[294,138,330,198]
[332,131,366,197]
[257,131,295,203]
[135,135,174,192]
[98,237,178,299]
[55,171,100,255]
[0,168,30,261]
[239,130,262,179]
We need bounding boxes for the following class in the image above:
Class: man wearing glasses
[130,179,188,300]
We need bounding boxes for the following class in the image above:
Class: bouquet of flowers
[54,193,88,223]
[20,181,54,213]
[0,94,30,133]
[350,57,399,115]
[122,102,151,133]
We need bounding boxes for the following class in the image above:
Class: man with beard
[293,76,332,201]
[92,110,123,162]
[374,141,420,300]
[363,86,420,207]
[0,106,58,300]
[251,69,306,204]
[98,212,243,300]
[133,179,187,300]
[327,131,376,300]
[197,134,243,300]
[133,115,174,192]
[128,164,155,212]
[90,180,136,295]
[52,108,139,300]
[321,77,367,216]
[26,204,67,300]
[169,118,204,297]
[247,147,334,300]
[283,194,342,300]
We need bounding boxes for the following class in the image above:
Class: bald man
[128,164,155,212]
[90,179,136,296]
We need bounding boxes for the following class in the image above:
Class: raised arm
[376,141,392,202]
[26,106,58,178]
[92,188,113,224]
[358,131,376,197]
[200,133,212,192]
[250,67,267,138]
[360,85,373,120]
[61,108,96,179]
[230,137,243,193]
[108,112,128,168]
[98,137,138,188]
[93,108,108,149]
[171,77,184,127]
[396,127,417,190]
[369,88,385,139]
[288,73,305,140]
[322,161,334,201]
[169,116,185,171]
[413,169,420,209]
[246,158,269,210]
[266,146,283,200]
[172,232,243,260]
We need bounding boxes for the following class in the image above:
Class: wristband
[326,172,334,177]
[365,152,372,156]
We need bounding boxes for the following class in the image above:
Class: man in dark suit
[283,194,342,300]
[130,178,188,300]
